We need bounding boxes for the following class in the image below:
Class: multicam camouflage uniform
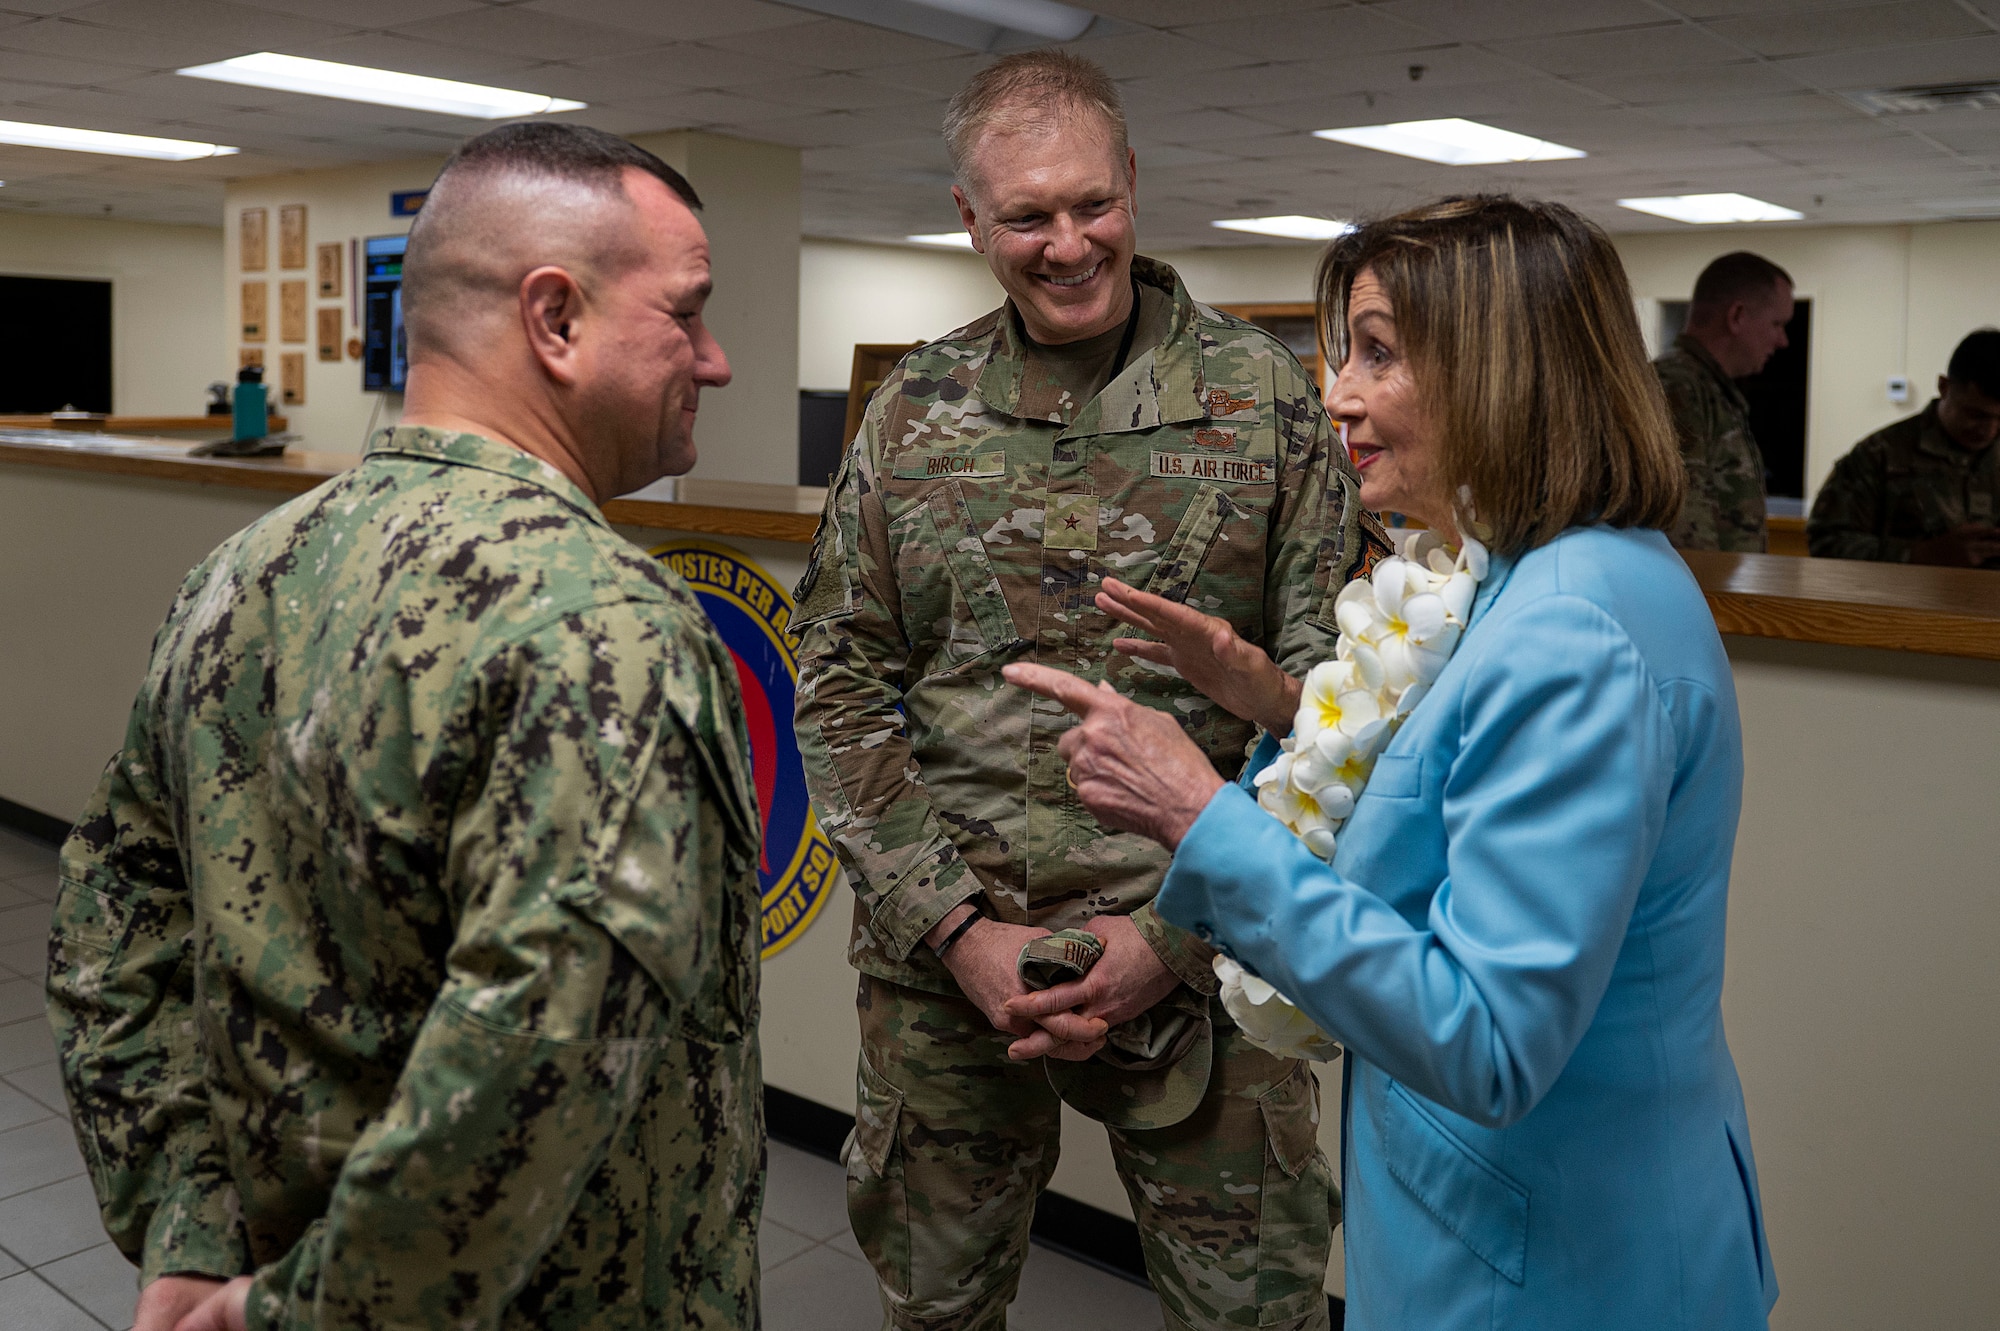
[793,258,1387,1331]
[1807,400,2000,561]
[1656,334,1769,552]
[46,427,765,1330]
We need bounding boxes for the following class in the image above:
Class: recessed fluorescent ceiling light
[1314,118,1584,166]
[1617,193,1803,224]
[0,119,236,160]
[775,0,1099,51]
[1212,215,1354,241]
[177,53,584,118]
[907,231,977,249]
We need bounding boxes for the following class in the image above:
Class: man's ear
[1125,146,1137,218]
[951,185,983,254]
[1939,374,1953,401]
[520,265,585,385]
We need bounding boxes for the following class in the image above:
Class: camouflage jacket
[47,427,765,1330]
[792,257,1387,998]
[1657,334,1768,552]
[1807,401,2000,561]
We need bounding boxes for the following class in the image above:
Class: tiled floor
[0,827,1162,1329]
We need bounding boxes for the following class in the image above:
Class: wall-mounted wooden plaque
[240,280,267,342]
[240,207,267,272]
[316,307,342,362]
[279,204,307,270]
[280,352,306,406]
[239,347,264,370]
[280,280,307,343]
[316,241,342,298]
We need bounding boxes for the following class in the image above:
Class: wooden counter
[0,429,822,543]
[6,432,1997,662]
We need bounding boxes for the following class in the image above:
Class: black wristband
[930,908,983,960]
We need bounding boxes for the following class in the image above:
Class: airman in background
[1655,250,1795,552]
[46,123,762,1331]
[793,49,1385,1331]
[1809,328,2000,566]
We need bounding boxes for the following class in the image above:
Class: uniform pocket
[890,480,1018,670]
[1381,1081,1528,1285]
[1366,753,1422,800]
[845,1048,910,1296]
[1257,1064,1336,1326]
[1145,482,1234,604]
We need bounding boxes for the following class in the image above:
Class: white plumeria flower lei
[1213,526,1489,1062]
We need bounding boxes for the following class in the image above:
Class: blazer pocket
[1381,1080,1528,1285]
[1367,752,1423,799]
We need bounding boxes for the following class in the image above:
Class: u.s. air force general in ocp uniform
[793,257,1389,1331]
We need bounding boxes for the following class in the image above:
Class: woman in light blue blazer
[1007,196,1777,1330]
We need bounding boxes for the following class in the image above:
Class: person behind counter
[1807,328,2000,566]
[1008,195,1778,1330]
[45,123,763,1331]
[1656,250,1795,553]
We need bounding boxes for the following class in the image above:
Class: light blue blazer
[1159,526,1777,1331]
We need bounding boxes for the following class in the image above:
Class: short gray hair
[943,50,1127,198]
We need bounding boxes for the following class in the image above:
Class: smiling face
[953,110,1137,345]
[576,169,732,491]
[1327,267,1451,533]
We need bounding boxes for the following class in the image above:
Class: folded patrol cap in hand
[1016,928,1212,1131]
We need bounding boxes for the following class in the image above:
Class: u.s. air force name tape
[1150,452,1275,484]
[651,540,837,959]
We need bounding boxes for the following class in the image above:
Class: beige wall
[799,238,1001,390]
[0,213,223,415]
[221,132,801,489]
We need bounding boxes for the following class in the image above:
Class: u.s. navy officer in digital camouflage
[793,52,1387,1331]
[46,124,762,1331]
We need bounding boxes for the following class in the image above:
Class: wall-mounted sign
[651,540,838,959]
[278,203,307,270]
[390,190,427,218]
[316,241,342,298]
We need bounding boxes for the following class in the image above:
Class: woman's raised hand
[1097,578,1302,735]
[1001,665,1225,851]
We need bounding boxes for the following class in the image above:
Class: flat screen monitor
[362,234,408,393]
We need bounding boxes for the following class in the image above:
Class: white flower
[1255,747,1340,859]
[1291,659,1387,753]
[1214,956,1342,1062]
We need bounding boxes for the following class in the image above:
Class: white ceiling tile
[601,88,813,127]
[703,18,962,71]
[573,43,819,89]
[1386,0,1667,44]
[1705,0,1988,58]
[236,0,481,25]
[1574,61,1802,105]
[1170,6,1435,62]
[853,52,985,98]
[1082,0,1339,28]
[62,0,353,45]
[1498,23,1746,76]
[1061,27,1288,79]
[1122,60,1357,111]
[1639,90,1860,128]
[0,15,244,69]
[285,31,544,81]
[1767,32,2000,88]
[733,72,935,113]
[494,60,694,104]
[519,0,813,43]
[0,47,139,86]
[389,7,664,63]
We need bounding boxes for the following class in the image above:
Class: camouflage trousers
[844,974,1336,1331]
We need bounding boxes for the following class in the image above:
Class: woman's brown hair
[1316,195,1683,555]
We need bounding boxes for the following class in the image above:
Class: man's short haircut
[402,123,699,344]
[942,50,1127,197]
[1946,328,2000,400]
[1317,194,1684,556]
[1690,251,1792,313]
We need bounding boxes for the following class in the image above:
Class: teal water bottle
[232,366,268,442]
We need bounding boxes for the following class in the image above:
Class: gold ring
[1064,765,1077,790]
